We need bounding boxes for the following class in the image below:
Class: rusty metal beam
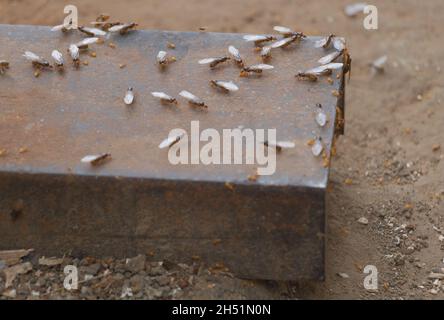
[0,24,345,280]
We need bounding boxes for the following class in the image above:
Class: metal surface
[0,25,345,280]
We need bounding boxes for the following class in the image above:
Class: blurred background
[1,0,443,299]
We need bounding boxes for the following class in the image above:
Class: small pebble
[2,289,17,298]
[432,144,441,152]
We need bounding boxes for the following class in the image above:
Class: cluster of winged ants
[0,15,352,172]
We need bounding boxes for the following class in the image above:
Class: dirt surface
[1,0,444,299]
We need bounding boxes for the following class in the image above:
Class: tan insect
[260,46,272,60]
[333,37,346,51]
[263,140,295,152]
[210,80,239,93]
[68,44,80,66]
[243,35,276,47]
[310,63,343,75]
[0,60,9,74]
[198,56,230,68]
[81,153,111,166]
[228,46,244,67]
[343,48,352,80]
[318,37,349,79]
[23,51,52,69]
[311,137,324,157]
[296,71,319,82]
[75,37,100,50]
[51,50,64,68]
[159,132,184,149]
[297,63,342,81]
[95,13,111,22]
[124,87,135,105]
[157,51,176,66]
[270,34,303,49]
[318,50,343,65]
[78,26,107,37]
[314,34,336,49]
[90,21,122,31]
[91,13,121,31]
[108,23,138,35]
[179,90,207,108]
[151,92,177,104]
[273,26,306,39]
[51,24,71,33]
[240,64,274,77]
[314,104,328,127]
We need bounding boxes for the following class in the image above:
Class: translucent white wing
[273,26,293,34]
[214,81,239,92]
[306,63,342,75]
[316,111,327,127]
[265,140,295,149]
[322,62,343,70]
[108,25,123,32]
[372,55,387,68]
[23,51,41,62]
[344,3,367,17]
[81,154,110,165]
[124,88,134,105]
[51,24,65,32]
[277,141,295,149]
[76,37,99,47]
[306,66,325,74]
[243,35,266,42]
[108,23,137,33]
[159,133,184,149]
[318,51,342,65]
[333,37,346,51]
[179,90,198,101]
[261,46,271,56]
[51,50,64,65]
[198,58,217,65]
[151,92,173,100]
[81,155,101,163]
[314,37,328,48]
[271,37,294,48]
[228,46,241,60]
[311,139,324,156]
[88,27,107,36]
[157,51,167,62]
[81,26,107,36]
[249,64,274,70]
[68,44,80,60]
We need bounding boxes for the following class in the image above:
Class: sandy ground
[1,0,444,299]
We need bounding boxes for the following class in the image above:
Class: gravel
[0,251,211,300]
